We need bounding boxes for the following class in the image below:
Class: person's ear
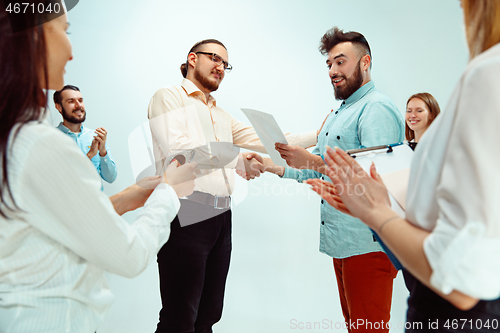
[55,103,63,114]
[187,53,197,69]
[361,54,371,72]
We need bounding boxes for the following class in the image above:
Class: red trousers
[333,252,398,333]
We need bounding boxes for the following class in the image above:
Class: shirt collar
[181,78,217,106]
[343,80,375,106]
[57,122,83,135]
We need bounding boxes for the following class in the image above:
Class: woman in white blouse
[0,3,196,332]
[307,0,500,331]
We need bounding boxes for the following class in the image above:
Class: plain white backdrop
[46,0,468,332]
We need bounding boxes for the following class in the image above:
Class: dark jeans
[403,270,500,333]
[155,200,232,333]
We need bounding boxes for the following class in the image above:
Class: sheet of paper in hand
[241,108,288,167]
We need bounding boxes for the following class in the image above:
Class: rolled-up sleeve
[423,62,500,300]
[98,144,117,183]
[283,167,322,183]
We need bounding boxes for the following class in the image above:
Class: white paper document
[381,169,411,211]
[348,144,414,211]
[241,108,289,167]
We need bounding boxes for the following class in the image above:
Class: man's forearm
[310,154,328,175]
[262,157,284,176]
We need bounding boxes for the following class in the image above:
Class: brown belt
[184,191,231,209]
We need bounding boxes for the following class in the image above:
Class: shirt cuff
[424,219,500,300]
[147,184,181,215]
[283,167,296,179]
[294,130,318,148]
[226,153,240,169]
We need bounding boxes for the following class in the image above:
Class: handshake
[235,152,266,181]
[162,142,312,185]
[235,143,305,181]
[114,143,310,215]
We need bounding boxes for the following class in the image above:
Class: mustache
[211,69,223,76]
[73,107,84,112]
[331,75,346,83]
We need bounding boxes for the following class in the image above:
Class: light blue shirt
[57,123,117,184]
[284,81,404,259]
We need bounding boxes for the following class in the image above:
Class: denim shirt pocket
[335,127,359,149]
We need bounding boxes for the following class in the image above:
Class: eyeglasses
[195,52,233,72]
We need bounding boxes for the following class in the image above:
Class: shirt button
[326,132,329,136]
[321,176,324,180]
[321,200,324,204]
[321,221,325,225]
[337,136,341,140]
[335,111,338,114]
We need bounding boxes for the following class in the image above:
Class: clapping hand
[163,161,198,197]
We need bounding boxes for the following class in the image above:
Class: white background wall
[47,0,468,332]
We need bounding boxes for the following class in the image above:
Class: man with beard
[148,39,317,333]
[54,85,117,185]
[268,28,404,332]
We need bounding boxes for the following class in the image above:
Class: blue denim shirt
[57,123,118,185]
[284,81,404,258]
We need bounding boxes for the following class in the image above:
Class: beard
[332,59,364,101]
[194,67,221,92]
[61,105,86,124]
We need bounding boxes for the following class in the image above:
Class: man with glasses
[148,39,317,333]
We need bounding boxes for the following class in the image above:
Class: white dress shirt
[0,121,180,332]
[406,43,500,300]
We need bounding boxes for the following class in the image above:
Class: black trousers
[403,270,500,333]
[155,199,232,333]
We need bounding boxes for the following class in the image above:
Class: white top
[406,43,500,300]
[0,121,180,332]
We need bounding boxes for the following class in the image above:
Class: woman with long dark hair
[308,0,500,331]
[0,2,195,332]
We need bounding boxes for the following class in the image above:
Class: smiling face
[405,98,431,134]
[326,42,369,100]
[57,89,86,124]
[189,43,228,94]
[43,14,72,90]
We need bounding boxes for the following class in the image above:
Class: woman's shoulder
[9,121,78,168]
[6,121,79,198]
[12,121,72,150]
[463,43,500,84]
